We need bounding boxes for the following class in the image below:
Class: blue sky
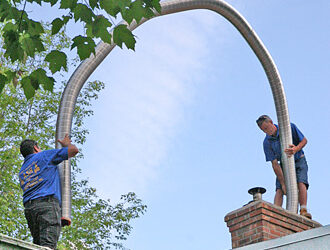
[30,0,330,249]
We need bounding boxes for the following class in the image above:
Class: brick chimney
[224,188,322,249]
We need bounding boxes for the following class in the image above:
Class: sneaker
[300,208,312,219]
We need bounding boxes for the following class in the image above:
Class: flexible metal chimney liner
[56,0,298,225]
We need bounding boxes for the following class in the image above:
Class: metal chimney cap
[248,187,266,195]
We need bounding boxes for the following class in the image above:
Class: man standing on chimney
[256,115,312,219]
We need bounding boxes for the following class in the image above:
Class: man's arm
[284,137,307,157]
[58,134,79,158]
[271,159,286,195]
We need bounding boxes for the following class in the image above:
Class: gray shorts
[276,156,309,190]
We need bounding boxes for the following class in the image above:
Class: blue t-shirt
[19,148,68,205]
[263,123,305,162]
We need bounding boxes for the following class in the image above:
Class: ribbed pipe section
[56,0,298,225]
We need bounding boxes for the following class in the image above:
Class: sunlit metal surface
[56,0,298,225]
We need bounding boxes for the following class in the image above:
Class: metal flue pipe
[56,0,298,226]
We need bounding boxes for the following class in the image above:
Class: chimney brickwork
[224,200,322,248]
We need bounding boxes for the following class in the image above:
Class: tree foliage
[0,0,161,99]
[0,26,147,249]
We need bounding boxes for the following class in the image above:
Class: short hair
[256,115,272,127]
[20,139,38,158]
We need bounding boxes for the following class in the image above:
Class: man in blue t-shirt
[19,134,78,249]
[256,115,312,219]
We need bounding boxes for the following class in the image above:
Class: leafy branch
[0,0,161,99]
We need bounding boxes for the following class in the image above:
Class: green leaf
[73,4,94,23]
[60,0,77,10]
[21,77,35,100]
[3,30,24,62]
[151,0,161,13]
[130,0,145,24]
[27,20,44,36]
[45,50,68,73]
[31,36,45,53]
[90,15,112,43]
[121,9,133,24]
[26,0,41,4]
[85,23,93,37]
[43,0,59,6]
[51,0,59,6]
[5,7,21,20]
[0,82,4,94]
[4,70,16,83]
[118,0,131,9]
[51,18,64,35]
[20,35,35,57]
[99,0,121,17]
[0,0,11,20]
[18,19,29,33]
[144,8,155,18]
[71,35,96,60]
[3,22,17,32]
[63,15,70,24]
[30,77,40,90]
[20,33,45,57]
[43,77,55,91]
[30,69,55,91]
[113,24,136,50]
[142,0,159,17]
[0,73,7,93]
[51,15,70,35]
[89,0,98,9]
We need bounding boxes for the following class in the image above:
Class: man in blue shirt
[19,134,78,249]
[256,115,312,219]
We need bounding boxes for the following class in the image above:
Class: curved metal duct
[56,0,298,226]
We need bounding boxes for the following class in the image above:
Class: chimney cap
[248,187,266,195]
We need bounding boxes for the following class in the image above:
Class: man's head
[256,115,277,136]
[20,139,41,158]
